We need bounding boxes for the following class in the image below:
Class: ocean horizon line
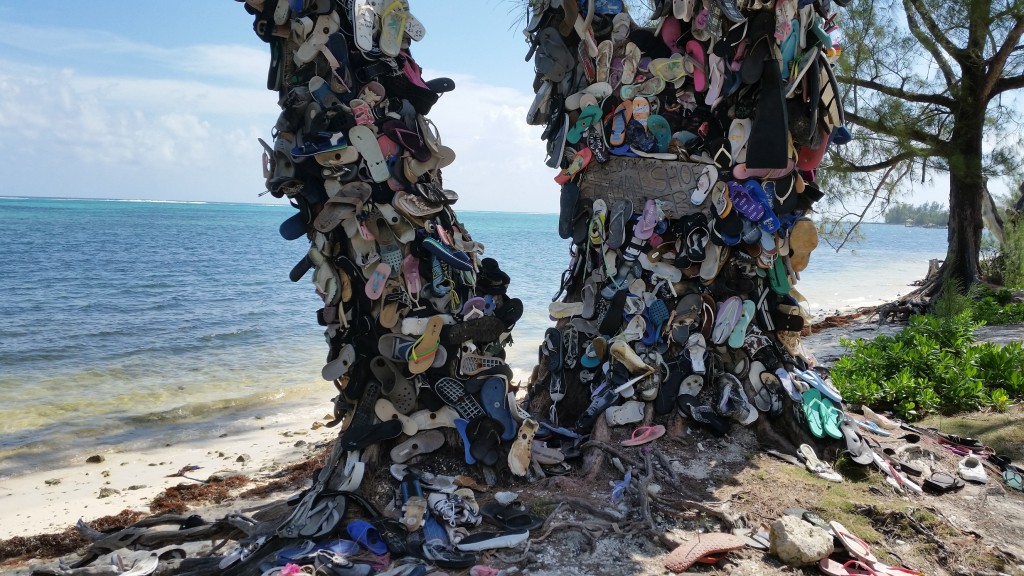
[0,195,563,215]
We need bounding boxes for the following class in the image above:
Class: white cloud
[422,71,560,213]
[0,23,268,85]
[0,23,559,210]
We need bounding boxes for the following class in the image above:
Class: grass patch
[918,407,1024,461]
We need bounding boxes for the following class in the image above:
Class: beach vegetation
[1001,219,1024,288]
[1000,183,1024,288]
[824,0,1024,293]
[833,299,1024,420]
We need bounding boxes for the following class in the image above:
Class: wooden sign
[578,157,712,219]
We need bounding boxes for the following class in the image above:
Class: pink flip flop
[818,558,881,576]
[659,15,684,54]
[829,521,878,564]
[685,40,707,92]
[632,198,658,240]
[365,262,391,300]
[621,424,666,446]
[402,254,422,300]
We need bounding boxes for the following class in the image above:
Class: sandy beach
[0,402,337,541]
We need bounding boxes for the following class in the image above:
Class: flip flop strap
[408,336,439,363]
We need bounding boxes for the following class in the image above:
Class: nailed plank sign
[578,157,712,218]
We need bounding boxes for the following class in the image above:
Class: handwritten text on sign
[579,157,711,218]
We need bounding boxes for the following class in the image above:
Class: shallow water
[0,198,946,475]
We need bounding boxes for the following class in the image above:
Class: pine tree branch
[906,0,967,58]
[983,15,1024,98]
[830,149,930,173]
[902,0,959,87]
[993,72,1024,93]
[836,74,955,107]
[845,111,947,149]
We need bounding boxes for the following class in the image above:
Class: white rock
[769,515,835,566]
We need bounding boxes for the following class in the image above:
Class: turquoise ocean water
[0,198,947,476]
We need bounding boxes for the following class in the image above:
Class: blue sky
[0,1,954,213]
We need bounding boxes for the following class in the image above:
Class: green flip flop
[802,389,825,438]
[813,395,843,440]
[566,104,603,144]
[769,257,791,295]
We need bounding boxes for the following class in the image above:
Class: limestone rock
[769,515,834,567]
[98,487,121,499]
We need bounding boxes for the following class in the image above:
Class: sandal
[479,501,544,531]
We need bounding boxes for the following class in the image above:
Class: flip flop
[685,40,707,92]
[621,424,666,446]
[374,398,417,434]
[349,125,390,182]
[606,199,633,249]
[830,521,878,564]
[922,471,965,494]
[711,296,743,345]
[608,100,633,146]
[480,501,544,531]
[663,532,745,573]
[466,416,503,467]
[567,104,604,144]
[377,0,407,57]
[818,558,883,576]
[407,316,443,374]
[633,198,659,240]
[727,299,755,348]
[340,419,404,451]
[389,429,445,464]
[481,376,517,441]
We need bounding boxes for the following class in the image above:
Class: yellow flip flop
[408,315,443,374]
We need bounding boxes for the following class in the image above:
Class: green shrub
[967,286,1024,325]
[832,311,1023,420]
[1002,219,1024,289]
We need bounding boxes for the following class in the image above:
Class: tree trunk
[943,100,987,289]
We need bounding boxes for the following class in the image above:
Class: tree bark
[943,80,987,289]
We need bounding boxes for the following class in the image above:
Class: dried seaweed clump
[0,509,146,564]
[149,475,249,515]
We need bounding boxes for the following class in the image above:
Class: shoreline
[0,400,337,541]
[0,263,929,546]
[0,310,880,546]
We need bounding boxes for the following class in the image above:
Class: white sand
[0,404,337,540]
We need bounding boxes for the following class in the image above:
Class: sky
[0,1,951,214]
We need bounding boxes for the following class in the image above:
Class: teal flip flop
[567,104,603,144]
[646,114,673,152]
[727,299,756,349]
[802,389,825,438]
[780,19,800,80]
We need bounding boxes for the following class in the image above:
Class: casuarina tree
[826,0,1024,293]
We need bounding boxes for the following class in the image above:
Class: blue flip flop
[279,212,308,240]
[480,376,517,441]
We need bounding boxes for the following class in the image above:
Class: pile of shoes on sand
[522,0,857,445]
[231,0,552,571]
